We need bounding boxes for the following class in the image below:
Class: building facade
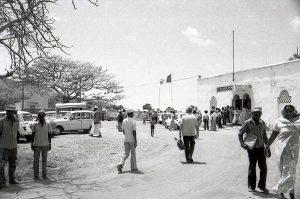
[197,60,300,126]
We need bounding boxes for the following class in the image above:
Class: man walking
[117,110,123,132]
[179,106,199,163]
[0,106,19,188]
[117,109,138,173]
[31,110,52,180]
[238,107,269,194]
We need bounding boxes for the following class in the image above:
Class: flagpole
[171,73,173,108]
[159,85,161,110]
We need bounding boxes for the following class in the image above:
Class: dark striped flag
[166,74,172,83]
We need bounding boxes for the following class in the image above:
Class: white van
[54,110,94,134]
[0,111,36,142]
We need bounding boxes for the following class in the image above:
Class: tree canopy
[17,55,123,103]
[0,0,99,77]
[142,103,152,111]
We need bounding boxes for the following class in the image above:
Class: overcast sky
[1,0,300,110]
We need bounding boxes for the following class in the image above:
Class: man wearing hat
[0,105,19,188]
[117,109,138,174]
[31,110,52,180]
[238,107,269,194]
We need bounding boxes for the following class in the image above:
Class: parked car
[104,111,118,121]
[45,111,69,119]
[0,111,36,142]
[54,110,94,134]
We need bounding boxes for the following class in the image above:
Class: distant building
[15,93,49,113]
[197,60,300,126]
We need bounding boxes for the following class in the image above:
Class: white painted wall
[197,60,300,126]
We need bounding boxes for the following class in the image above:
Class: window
[81,112,91,119]
[278,90,291,104]
[22,114,34,121]
[71,113,81,120]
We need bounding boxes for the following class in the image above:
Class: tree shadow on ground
[180,161,207,165]
[253,191,280,198]
[120,170,144,175]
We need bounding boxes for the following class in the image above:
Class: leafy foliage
[17,55,123,103]
[142,103,152,111]
[0,0,99,77]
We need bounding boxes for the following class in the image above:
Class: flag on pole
[160,79,164,85]
[166,74,172,83]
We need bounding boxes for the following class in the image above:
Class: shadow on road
[180,161,207,165]
[253,192,280,198]
[120,170,144,175]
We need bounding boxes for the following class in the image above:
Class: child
[150,117,155,137]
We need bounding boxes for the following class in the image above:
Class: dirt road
[0,121,299,199]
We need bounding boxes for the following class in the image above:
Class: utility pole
[233,30,235,82]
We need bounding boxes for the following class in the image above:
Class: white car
[0,111,36,142]
[54,110,94,134]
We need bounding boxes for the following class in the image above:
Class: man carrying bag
[238,107,269,194]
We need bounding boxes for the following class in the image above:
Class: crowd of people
[0,103,299,199]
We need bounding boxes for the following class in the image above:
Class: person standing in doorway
[238,107,269,194]
[117,109,138,173]
[210,110,217,131]
[31,110,52,180]
[203,110,209,131]
[150,117,155,137]
[179,106,199,163]
[0,106,19,189]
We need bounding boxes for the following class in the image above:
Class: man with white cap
[117,109,138,174]
[0,105,19,188]
[238,107,269,194]
[31,110,52,180]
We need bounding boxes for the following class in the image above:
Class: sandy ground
[0,121,299,199]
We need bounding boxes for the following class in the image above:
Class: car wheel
[25,135,32,142]
[55,126,63,135]
[84,126,91,134]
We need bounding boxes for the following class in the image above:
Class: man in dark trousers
[31,110,52,180]
[0,106,19,189]
[238,107,269,194]
[179,106,199,163]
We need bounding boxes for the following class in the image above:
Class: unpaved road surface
[0,121,299,199]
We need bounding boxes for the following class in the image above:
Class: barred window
[278,90,291,104]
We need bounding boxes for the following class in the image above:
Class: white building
[197,60,300,126]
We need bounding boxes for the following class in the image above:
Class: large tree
[18,55,123,103]
[0,0,98,77]
[142,103,152,111]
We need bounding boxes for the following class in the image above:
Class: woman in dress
[210,110,217,131]
[266,105,300,199]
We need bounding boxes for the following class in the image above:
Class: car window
[81,112,91,119]
[70,113,81,120]
[22,114,34,121]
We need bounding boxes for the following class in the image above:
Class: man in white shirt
[31,110,52,180]
[117,109,137,173]
[179,106,199,163]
